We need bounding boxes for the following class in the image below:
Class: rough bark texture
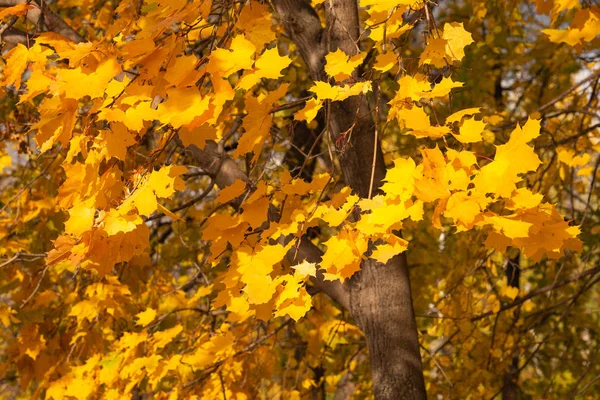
[273,0,427,398]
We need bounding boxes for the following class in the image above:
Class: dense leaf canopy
[0,0,599,398]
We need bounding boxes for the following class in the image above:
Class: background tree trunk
[503,254,521,400]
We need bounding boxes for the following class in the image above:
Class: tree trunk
[503,254,521,400]
[273,0,427,398]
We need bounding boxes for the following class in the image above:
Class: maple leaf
[292,261,317,278]
[157,87,211,128]
[237,48,292,90]
[294,98,323,123]
[164,54,202,87]
[1,44,29,88]
[452,118,486,143]
[557,148,591,167]
[370,236,409,264]
[53,58,121,100]
[320,228,369,280]
[152,325,183,350]
[442,22,475,62]
[236,243,292,304]
[237,3,277,49]
[373,52,399,72]
[33,97,79,152]
[446,107,482,124]
[324,49,365,81]
[0,3,33,19]
[234,84,288,162]
[178,124,218,149]
[215,179,247,204]
[134,308,156,327]
[309,80,372,102]
[392,105,450,138]
[381,157,416,200]
[419,38,448,67]
[207,34,256,78]
[473,118,541,197]
[64,199,97,236]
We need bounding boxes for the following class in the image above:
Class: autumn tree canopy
[0,0,599,398]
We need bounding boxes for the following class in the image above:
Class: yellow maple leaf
[152,325,183,349]
[446,107,482,124]
[237,243,292,304]
[391,74,432,103]
[389,75,462,105]
[157,87,211,128]
[34,97,79,153]
[275,284,312,321]
[215,179,247,204]
[234,96,273,161]
[53,58,121,100]
[0,3,33,19]
[294,98,323,123]
[506,187,543,210]
[1,44,29,88]
[444,191,489,227]
[483,215,533,239]
[237,3,276,49]
[102,208,141,235]
[237,47,292,90]
[325,49,365,81]
[381,157,416,200]
[164,54,201,87]
[292,261,317,278]
[64,199,96,236]
[542,8,599,46]
[69,300,99,324]
[393,105,450,138]
[235,84,288,162]
[309,80,372,101]
[178,124,218,149]
[253,47,292,80]
[122,183,157,217]
[148,165,187,198]
[419,37,448,67]
[320,228,368,280]
[207,34,256,78]
[512,204,582,261]
[425,77,464,98]
[97,128,137,161]
[500,286,519,300]
[373,51,399,72]
[453,118,486,143]
[443,22,475,62]
[473,118,541,197]
[370,237,408,264]
[557,148,591,167]
[135,307,157,326]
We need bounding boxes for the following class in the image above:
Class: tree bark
[503,254,521,400]
[273,0,427,398]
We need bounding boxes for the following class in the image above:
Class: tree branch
[184,139,350,310]
[0,26,28,45]
[0,0,84,42]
